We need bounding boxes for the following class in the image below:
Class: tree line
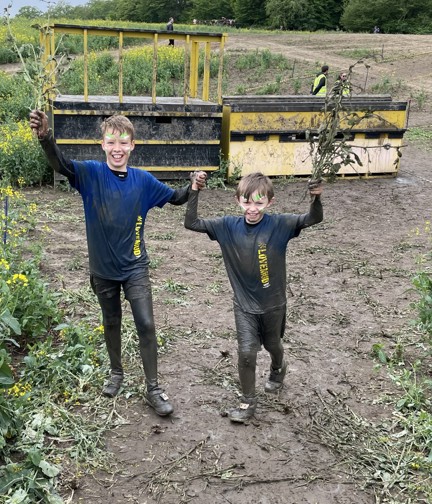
[16,0,432,33]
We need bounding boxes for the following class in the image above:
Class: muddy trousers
[90,273,159,391]
[233,305,286,399]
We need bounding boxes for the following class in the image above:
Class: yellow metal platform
[222,95,409,178]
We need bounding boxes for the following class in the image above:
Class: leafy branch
[3,6,70,110]
[307,60,404,182]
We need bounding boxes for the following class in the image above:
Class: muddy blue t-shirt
[71,160,174,280]
[204,213,302,314]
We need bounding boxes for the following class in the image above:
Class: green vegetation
[58,45,220,96]
[360,222,432,502]
[337,48,381,60]
[0,73,51,185]
[370,76,405,94]
[0,187,108,502]
[406,127,432,150]
[341,0,432,34]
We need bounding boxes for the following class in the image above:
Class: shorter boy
[185,172,323,422]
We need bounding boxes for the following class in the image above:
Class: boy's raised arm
[29,110,76,181]
[298,179,324,228]
[184,185,208,233]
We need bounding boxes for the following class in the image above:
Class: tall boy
[29,110,206,417]
[185,172,323,422]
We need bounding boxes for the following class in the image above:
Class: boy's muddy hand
[308,178,323,196]
[190,170,207,190]
[29,110,49,139]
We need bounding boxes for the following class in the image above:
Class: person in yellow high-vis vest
[334,71,351,96]
[311,65,329,96]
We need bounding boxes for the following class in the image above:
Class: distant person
[185,172,323,423]
[373,26,380,33]
[311,65,329,96]
[167,17,174,46]
[334,71,350,96]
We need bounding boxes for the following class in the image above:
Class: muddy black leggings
[90,273,159,391]
[234,304,286,399]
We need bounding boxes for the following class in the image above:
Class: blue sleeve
[143,171,175,208]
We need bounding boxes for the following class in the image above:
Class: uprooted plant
[307,60,405,183]
[3,6,70,110]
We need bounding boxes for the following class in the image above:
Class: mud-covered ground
[12,30,432,504]
[24,135,431,504]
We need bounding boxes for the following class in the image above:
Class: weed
[256,79,281,95]
[390,364,432,411]
[406,127,432,150]
[411,89,428,111]
[292,78,302,94]
[207,281,224,294]
[235,85,247,95]
[207,160,228,189]
[4,8,70,110]
[67,255,83,271]
[163,278,191,294]
[370,76,404,94]
[148,231,175,241]
[163,298,190,306]
[149,257,162,270]
[337,48,378,59]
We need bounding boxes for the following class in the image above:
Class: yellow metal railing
[40,23,227,105]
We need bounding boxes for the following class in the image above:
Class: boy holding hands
[29,110,206,416]
[185,172,323,422]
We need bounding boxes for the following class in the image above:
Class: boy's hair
[101,115,135,141]
[236,172,274,201]
[321,65,329,73]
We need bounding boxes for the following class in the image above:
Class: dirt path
[25,136,431,503]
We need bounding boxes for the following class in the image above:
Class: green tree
[189,0,234,21]
[266,0,344,31]
[16,6,43,18]
[46,0,77,18]
[71,0,119,20]
[341,0,432,33]
[266,0,311,29]
[117,0,192,22]
[233,0,267,27]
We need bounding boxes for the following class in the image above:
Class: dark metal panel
[59,144,221,167]
[54,114,222,140]
[53,97,222,114]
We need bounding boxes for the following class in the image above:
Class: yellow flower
[0,259,10,270]
[7,273,29,286]
[7,381,31,397]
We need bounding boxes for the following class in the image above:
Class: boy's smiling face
[102,129,135,172]
[237,190,273,224]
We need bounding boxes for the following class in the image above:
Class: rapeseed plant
[0,121,49,185]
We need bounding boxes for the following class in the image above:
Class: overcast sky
[7,0,86,16]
